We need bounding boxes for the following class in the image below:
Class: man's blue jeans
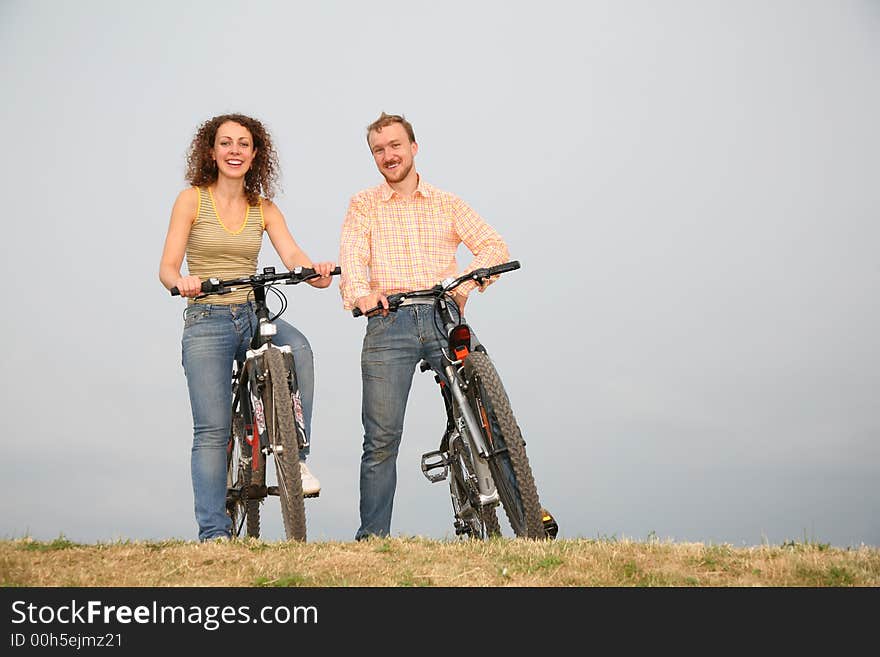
[356,303,463,540]
[181,302,315,542]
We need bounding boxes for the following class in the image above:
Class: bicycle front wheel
[463,352,545,539]
[265,347,307,541]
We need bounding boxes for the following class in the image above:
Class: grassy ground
[2,535,878,587]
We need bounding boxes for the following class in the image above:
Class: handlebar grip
[353,303,384,317]
[331,266,342,276]
[488,260,521,276]
[352,293,403,318]
[170,278,219,296]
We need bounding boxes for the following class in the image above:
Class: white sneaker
[300,462,321,497]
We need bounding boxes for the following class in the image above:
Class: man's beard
[382,160,413,184]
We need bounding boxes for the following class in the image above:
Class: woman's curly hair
[185,113,281,206]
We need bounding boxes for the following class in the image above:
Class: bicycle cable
[432,290,461,363]
[267,284,287,323]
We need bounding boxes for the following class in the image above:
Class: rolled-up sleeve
[339,195,373,310]
[452,197,509,296]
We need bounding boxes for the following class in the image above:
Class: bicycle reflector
[542,508,559,539]
[449,325,471,361]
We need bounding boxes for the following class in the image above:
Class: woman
[159,113,335,542]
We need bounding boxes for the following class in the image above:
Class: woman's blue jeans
[356,303,465,540]
[181,302,315,541]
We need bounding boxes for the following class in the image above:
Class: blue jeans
[181,302,315,542]
[356,303,465,540]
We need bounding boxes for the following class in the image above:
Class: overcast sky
[1,0,877,548]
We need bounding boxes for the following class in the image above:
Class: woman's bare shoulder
[170,186,200,215]
[260,197,285,223]
[175,186,200,205]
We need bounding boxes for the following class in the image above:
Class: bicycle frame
[419,356,502,537]
[426,293,498,504]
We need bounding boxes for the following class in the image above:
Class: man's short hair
[366,112,416,145]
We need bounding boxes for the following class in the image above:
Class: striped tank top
[186,186,265,305]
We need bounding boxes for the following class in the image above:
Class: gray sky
[1,0,877,548]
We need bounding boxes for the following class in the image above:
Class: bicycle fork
[245,343,307,458]
[444,363,499,504]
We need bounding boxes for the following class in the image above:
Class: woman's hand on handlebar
[307,261,338,289]
[173,275,203,298]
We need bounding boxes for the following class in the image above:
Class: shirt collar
[379,175,433,202]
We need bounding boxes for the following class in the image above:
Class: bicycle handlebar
[351,260,520,317]
[170,266,341,297]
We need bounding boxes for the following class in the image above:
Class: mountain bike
[172,265,340,542]
[353,261,558,540]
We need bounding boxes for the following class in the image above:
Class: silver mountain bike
[353,261,558,540]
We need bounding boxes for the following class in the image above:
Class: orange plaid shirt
[339,178,510,310]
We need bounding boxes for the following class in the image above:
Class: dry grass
[2,536,878,587]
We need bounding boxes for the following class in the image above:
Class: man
[339,112,510,540]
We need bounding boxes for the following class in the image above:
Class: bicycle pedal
[420,450,449,483]
[266,485,320,499]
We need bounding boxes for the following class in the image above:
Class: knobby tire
[482,504,502,537]
[243,409,265,539]
[228,414,263,538]
[463,352,545,539]
[265,347,307,541]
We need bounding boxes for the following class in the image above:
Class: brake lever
[471,267,490,282]
[194,286,231,300]
[286,275,318,285]
[288,265,341,285]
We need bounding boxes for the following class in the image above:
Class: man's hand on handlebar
[355,292,389,317]
[172,275,203,298]
[307,261,338,289]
